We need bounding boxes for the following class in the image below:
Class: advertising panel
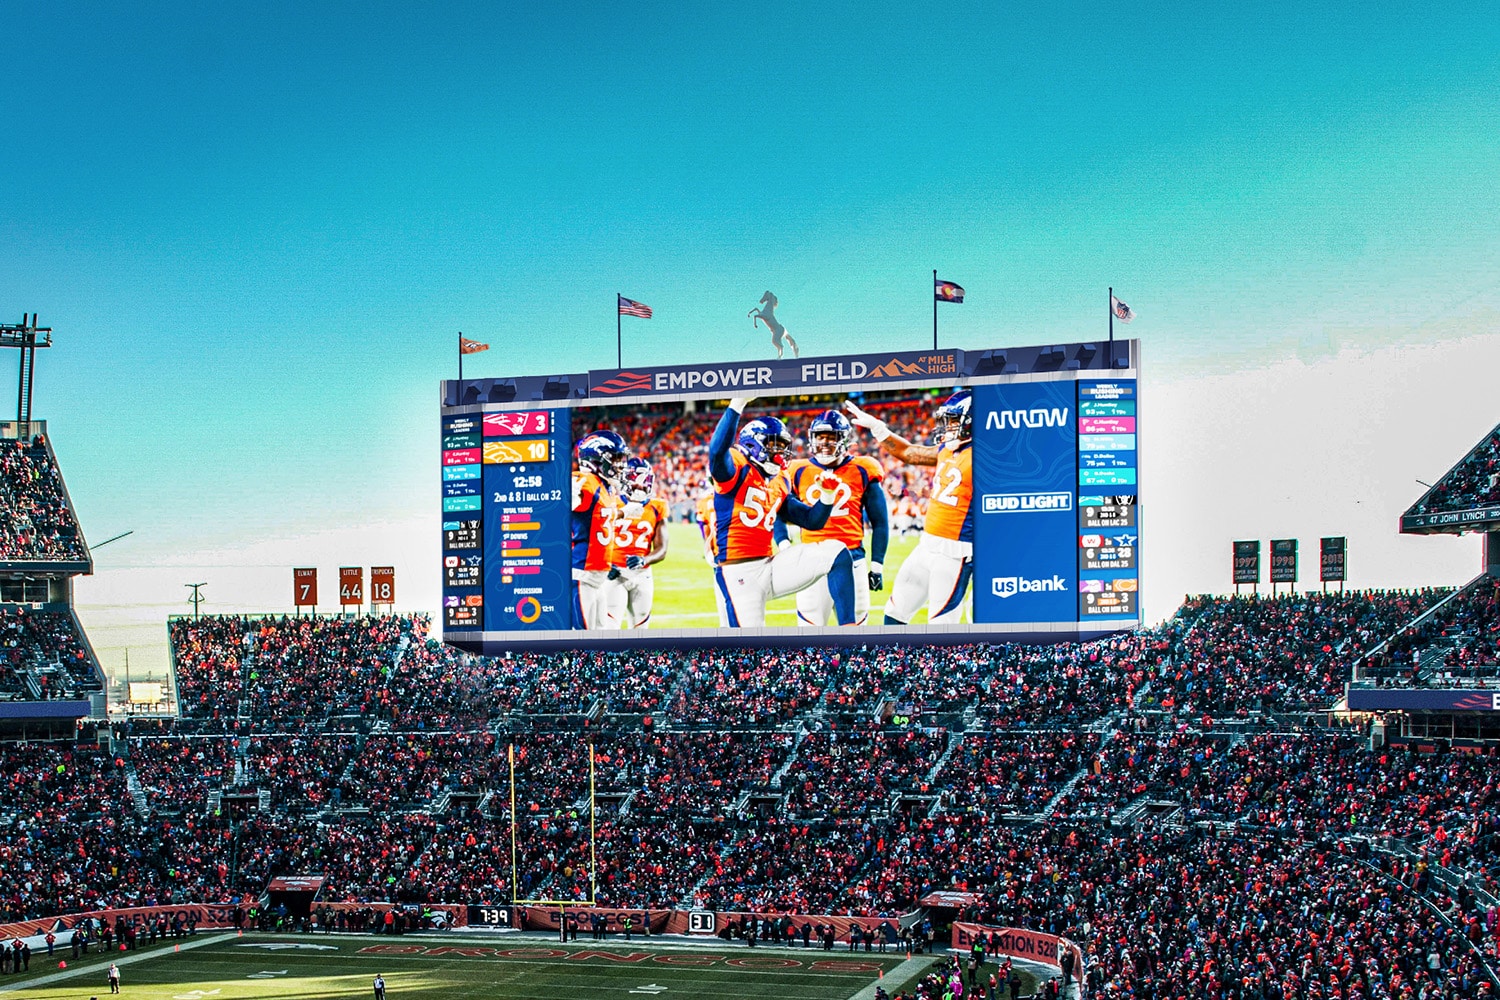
[971,381,1078,624]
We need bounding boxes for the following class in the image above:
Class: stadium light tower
[0,314,52,424]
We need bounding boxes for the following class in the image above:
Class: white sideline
[845,955,929,1000]
[0,930,233,994]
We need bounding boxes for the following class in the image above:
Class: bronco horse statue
[749,291,799,359]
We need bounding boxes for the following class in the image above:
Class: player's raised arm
[709,397,754,483]
[843,400,940,466]
[863,482,890,589]
[779,492,832,531]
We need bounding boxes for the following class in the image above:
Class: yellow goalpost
[508,741,598,907]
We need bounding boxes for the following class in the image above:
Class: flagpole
[458,331,463,382]
[616,294,622,368]
[932,269,938,351]
[1108,288,1114,344]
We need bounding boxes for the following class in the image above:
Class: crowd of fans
[1413,427,1500,516]
[0,587,1496,996]
[0,606,99,695]
[1360,579,1500,685]
[0,436,87,562]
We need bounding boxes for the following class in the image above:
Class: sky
[1,3,1498,682]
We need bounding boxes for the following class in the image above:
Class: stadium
[0,306,1498,1000]
[5,9,1500,1000]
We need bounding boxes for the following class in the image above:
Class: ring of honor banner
[1233,541,1260,585]
[1270,539,1298,585]
[339,567,364,607]
[1320,537,1346,583]
[438,341,1141,648]
[371,566,396,604]
[293,568,318,607]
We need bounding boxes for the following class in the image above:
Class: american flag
[1110,294,1134,323]
[618,296,653,319]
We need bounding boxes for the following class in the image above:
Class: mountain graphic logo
[593,372,654,395]
[867,358,927,378]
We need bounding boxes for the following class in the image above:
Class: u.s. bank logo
[992,575,1068,598]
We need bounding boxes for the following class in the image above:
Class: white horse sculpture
[749,291,799,359]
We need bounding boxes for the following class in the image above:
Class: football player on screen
[844,391,974,625]
[708,397,858,628]
[570,431,627,630]
[604,457,669,628]
[774,409,889,626]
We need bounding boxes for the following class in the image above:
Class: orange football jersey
[571,470,619,571]
[923,442,973,543]
[712,450,788,563]
[610,496,668,565]
[782,456,883,550]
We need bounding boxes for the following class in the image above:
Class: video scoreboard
[440,340,1141,651]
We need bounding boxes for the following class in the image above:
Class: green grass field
[3,933,966,1000]
[650,524,956,628]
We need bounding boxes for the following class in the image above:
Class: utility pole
[186,582,207,619]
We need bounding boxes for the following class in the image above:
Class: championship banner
[1232,541,1260,585]
[293,567,318,607]
[1269,539,1298,584]
[1320,536,1347,583]
[339,566,364,607]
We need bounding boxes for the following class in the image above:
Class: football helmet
[935,389,973,445]
[576,430,629,486]
[807,409,853,465]
[621,457,656,503]
[737,417,792,474]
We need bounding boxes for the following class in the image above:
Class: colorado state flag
[934,278,965,303]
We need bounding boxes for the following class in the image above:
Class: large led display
[440,342,1140,651]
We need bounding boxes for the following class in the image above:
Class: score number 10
[482,438,551,464]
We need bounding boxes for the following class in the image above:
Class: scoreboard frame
[440,339,1142,653]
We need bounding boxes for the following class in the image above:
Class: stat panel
[441,408,571,632]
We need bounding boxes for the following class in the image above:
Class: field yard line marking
[844,956,928,1000]
[0,931,234,994]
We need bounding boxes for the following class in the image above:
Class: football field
[2,933,955,1000]
[649,524,950,628]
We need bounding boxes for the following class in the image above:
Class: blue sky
[2,3,1498,601]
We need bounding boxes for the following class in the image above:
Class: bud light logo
[991,575,1069,598]
[981,492,1074,514]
